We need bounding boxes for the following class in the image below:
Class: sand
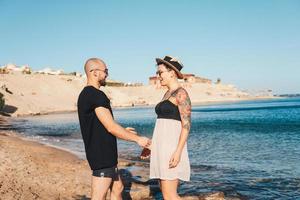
[0,131,90,199]
[0,73,273,117]
[0,129,228,200]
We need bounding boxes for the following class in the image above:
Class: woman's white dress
[150,100,190,181]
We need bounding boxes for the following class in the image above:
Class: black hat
[155,55,184,79]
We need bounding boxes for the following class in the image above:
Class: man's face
[98,65,108,86]
[91,64,109,86]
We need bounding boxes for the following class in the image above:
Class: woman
[149,55,191,199]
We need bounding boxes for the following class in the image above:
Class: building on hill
[124,82,143,87]
[149,76,159,86]
[0,63,32,74]
[105,79,143,87]
[149,73,212,88]
[106,80,125,87]
[35,68,64,75]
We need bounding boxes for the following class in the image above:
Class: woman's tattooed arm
[172,88,191,131]
[168,87,191,168]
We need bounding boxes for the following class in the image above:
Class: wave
[36,133,73,137]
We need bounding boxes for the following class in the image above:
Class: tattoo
[162,91,170,101]
[162,87,181,101]
[175,88,191,131]
[171,88,180,98]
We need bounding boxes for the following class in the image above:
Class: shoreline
[4,96,279,118]
[0,129,227,200]
[1,73,276,117]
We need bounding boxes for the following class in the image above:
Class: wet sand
[0,127,227,200]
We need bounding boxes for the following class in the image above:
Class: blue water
[12,98,300,199]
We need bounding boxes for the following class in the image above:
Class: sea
[10,97,300,199]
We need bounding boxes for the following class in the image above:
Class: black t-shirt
[77,86,118,170]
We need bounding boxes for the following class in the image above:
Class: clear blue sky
[1,0,299,94]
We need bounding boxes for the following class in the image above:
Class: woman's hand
[169,150,181,168]
[140,147,151,160]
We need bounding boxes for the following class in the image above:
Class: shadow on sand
[1,104,18,116]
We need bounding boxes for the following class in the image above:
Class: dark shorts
[92,166,119,181]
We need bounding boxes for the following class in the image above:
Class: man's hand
[125,127,151,148]
[137,136,151,148]
[125,127,137,134]
[126,127,151,148]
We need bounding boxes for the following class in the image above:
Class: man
[77,58,151,200]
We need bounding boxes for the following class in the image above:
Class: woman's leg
[160,179,181,200]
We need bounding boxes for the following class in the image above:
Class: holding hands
[126,127,151,148]
[137,137,151,148]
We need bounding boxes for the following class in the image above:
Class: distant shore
[10,96,278,118]
[0,73,275,117]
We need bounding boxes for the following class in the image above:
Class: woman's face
[156,64,173,86]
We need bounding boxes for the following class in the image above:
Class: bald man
[77,58,151,200]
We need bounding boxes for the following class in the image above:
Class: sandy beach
[0,126,228,200]
[0,73,273,117]
[0,130,90,199]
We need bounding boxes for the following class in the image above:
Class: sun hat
[155,55,184,79]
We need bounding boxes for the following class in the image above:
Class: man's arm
[95,107,150,148]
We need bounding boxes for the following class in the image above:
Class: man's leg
[110,175,124,200]
[91,176,112,200]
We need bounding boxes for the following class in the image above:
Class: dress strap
[162,87,183,101]
[168,87,183,99]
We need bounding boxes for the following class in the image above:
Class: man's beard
[99,79,106,86]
